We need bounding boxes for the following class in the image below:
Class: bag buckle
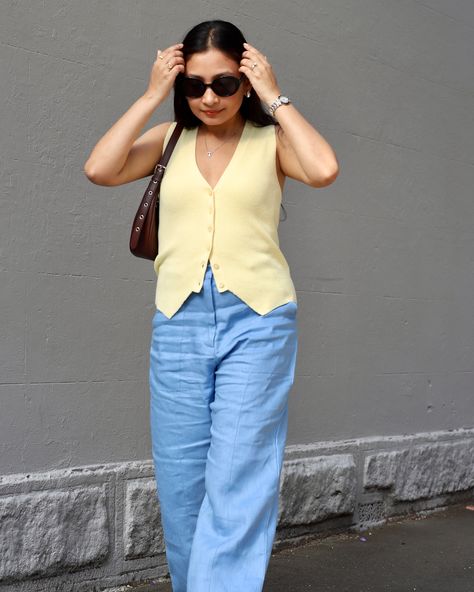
[154,163,166,174]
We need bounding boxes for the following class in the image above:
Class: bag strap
[153,122,184,177]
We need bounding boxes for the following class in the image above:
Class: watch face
[280,96,290,104]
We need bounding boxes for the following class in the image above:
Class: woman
[84,19,338,592]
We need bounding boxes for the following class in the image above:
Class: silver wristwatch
[268,95,291,116]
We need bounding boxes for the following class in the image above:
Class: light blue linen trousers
[149,263,298,592]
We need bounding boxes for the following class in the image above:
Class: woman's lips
[202,110,221,116]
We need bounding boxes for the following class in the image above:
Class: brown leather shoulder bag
[129,122,184,260]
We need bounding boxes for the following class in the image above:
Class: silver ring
[251,62,258,70]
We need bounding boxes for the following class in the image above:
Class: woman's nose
[202,87,219,104]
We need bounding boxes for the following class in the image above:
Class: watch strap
[268,95,291,116]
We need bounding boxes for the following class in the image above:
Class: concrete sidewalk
[108,502,474,592]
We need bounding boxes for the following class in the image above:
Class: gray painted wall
[2,0,474,479]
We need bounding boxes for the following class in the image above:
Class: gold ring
[158,54,164,60]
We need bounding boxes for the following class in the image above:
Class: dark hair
[173,20,276,129]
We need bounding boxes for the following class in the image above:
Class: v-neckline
[194,120,249,192]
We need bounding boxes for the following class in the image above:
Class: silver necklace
[203,130,239,158]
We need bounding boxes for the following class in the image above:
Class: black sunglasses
[179,75,245,98]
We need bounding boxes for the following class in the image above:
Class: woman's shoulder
[247,120,277,140]
[247,119,276,130]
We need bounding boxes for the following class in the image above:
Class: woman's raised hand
[145,43,185,102]
[239,42,281,105]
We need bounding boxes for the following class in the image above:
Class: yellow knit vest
[153,119,297,319]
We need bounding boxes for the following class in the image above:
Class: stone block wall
[1,428,473,591]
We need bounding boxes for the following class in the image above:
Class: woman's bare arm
[274,107,339,188]
[83,43,184,186]
[240,42,339,188]
[83,94,171,186]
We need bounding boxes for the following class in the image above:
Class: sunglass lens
[213,76,240,96]
[182,78,205,97]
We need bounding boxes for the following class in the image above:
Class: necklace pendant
[207,151,212,158]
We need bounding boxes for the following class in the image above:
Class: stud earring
[245,90,251,98]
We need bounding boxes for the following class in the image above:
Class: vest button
[219,282,224,288]
[208,226,212,232]
[214,263,220,269]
